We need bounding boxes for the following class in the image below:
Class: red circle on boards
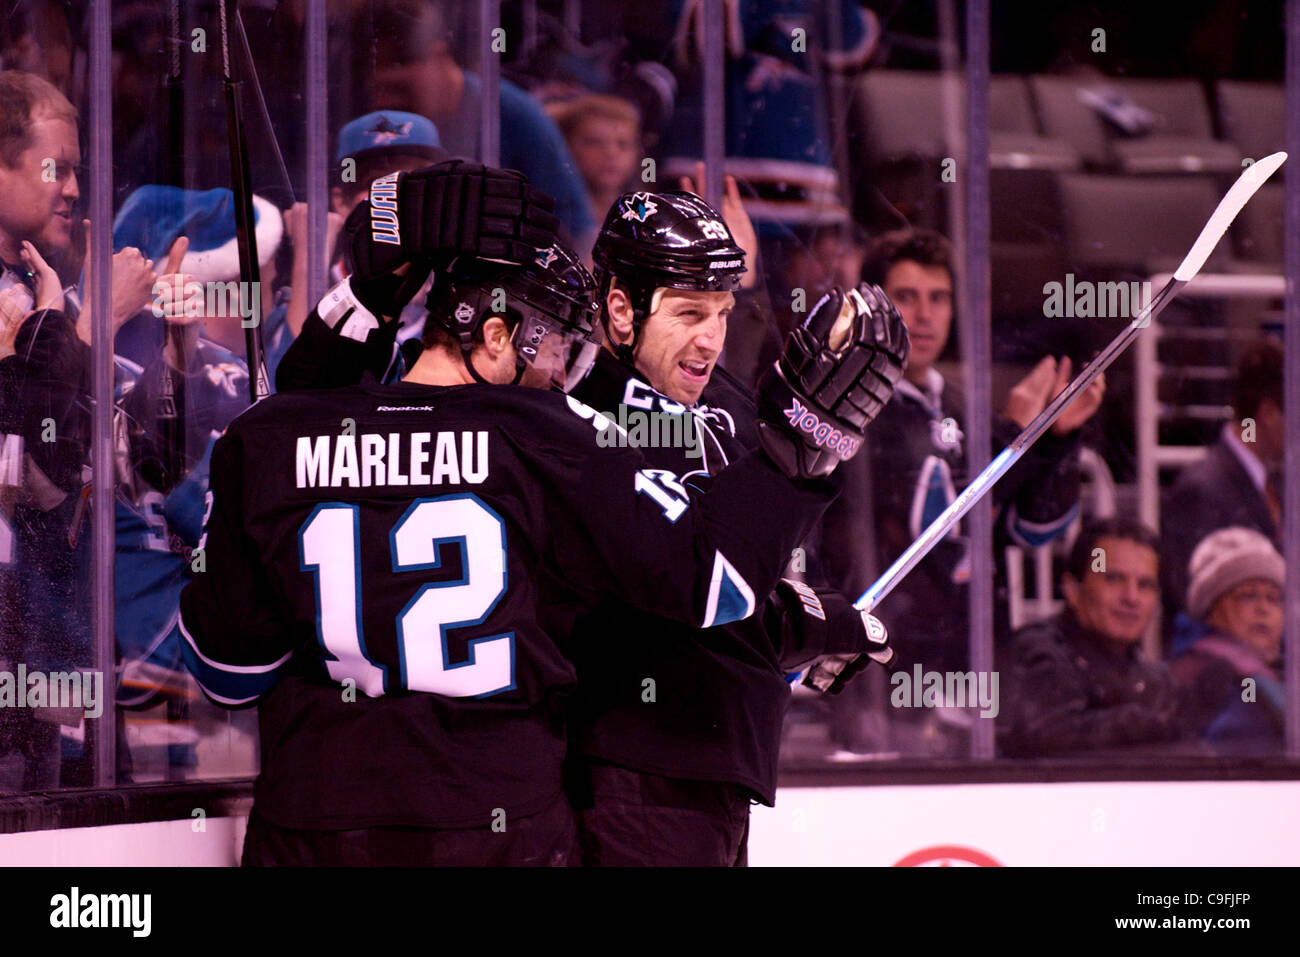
[893,845,1003,867]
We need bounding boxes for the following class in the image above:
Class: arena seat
[1030,75,1240,173]
[1216,80,1285,162]
[1056,173,1226,272]
[1233,182,1283,264]
[853,70,1081,170]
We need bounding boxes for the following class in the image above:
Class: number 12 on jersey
[299,495,514,700]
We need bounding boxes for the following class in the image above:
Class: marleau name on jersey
[296,430,489,488]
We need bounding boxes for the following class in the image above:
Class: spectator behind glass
[1161,340,1284,653]
[0,70,100,790]
[112,187,283,378]
[549,95,642,237]
[0,2,75,96]
[1171,528,1285,754]
[822,228,1100,675]
[109,186,283,778]
[360,0,594,243]
[0,70,79,299]
[999,517,1185,758]
[770,223,868,343]
[281,109,449,343]
[656,0,877,233]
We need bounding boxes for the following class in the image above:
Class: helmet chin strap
[609,285,652,367]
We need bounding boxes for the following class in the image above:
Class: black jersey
[178,375,834,830]
[564,350,870,803]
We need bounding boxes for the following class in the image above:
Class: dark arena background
[0,0,1296,889]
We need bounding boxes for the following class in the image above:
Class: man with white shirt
[1161,339,1284,650]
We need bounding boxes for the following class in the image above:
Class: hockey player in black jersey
[180,166,897,865]
[274,179,910,865]
[566,190,904,864]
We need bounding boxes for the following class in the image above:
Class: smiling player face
[633,288,734,405]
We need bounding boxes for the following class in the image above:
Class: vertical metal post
[964,0,994,759]
[564,0,580,45]
[521,0,538,61]
[89,0,116,787]
[1283,0,1300,756]
[702,0,725,208]
[937,0,966,268]
[479,0,501,168]
[818,0,853,211]
[306,0,329,308]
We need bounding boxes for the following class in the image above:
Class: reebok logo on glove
[783,399,860,458]
[369,172,401,246]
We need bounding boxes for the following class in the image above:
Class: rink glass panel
[778,0,1295,768]
[0,0,1294,814]
[0,4,104,793]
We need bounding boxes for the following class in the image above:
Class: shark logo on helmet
[619,192,659,224]
[454,301,475,325]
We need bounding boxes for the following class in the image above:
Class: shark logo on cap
[366,116,414,145]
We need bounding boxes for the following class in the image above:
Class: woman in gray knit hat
[1170,527,1285,753]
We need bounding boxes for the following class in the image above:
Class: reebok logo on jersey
[783,400,860,458]
[369,172,400,246]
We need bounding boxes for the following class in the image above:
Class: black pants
[241,795,580,866]
[568,760,753,866]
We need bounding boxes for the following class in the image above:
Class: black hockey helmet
[426,242,601,392]
[592,190,747,361]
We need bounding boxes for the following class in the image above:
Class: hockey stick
[853,151,1287,616]
[219,0,271,404]
[157,0,186,486]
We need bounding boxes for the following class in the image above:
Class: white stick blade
[1174,151,1287,281]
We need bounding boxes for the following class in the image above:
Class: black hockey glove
[756,283,908,480]
[803,636,891,695]
[344,160,561,318]
[772,580,895,694]
[804,601,894,695]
